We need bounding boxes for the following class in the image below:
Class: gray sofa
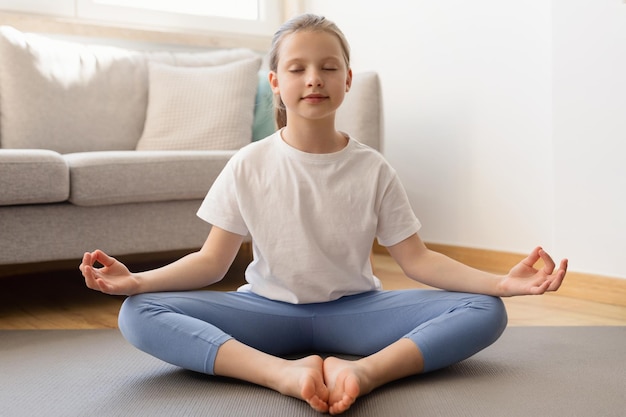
[0,26,383,273]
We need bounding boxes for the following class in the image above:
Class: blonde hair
[269,14,351,129]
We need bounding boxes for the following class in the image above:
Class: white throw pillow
[136,57,262,151]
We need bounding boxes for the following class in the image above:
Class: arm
[80,226,244,296]
[386,233,568,297]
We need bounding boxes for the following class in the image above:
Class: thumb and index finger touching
[522,246,568,275]
[82,249,116,269]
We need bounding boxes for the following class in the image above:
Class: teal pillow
[252,71,276,141]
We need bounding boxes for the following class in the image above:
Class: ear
[345,68,353,92]
[269,71,280,94]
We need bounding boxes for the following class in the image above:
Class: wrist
[494,275,510,297]
[127,273,144,295]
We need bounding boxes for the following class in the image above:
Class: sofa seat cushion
[65,151,235,207]
[0,150,69,206]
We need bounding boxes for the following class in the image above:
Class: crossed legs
[118,290,507,414]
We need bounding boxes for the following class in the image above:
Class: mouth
[302,94,328,102]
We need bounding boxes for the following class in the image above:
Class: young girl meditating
[80,13,568,415]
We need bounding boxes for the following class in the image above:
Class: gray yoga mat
[1,327,624,417]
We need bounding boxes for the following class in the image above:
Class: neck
[281,119,347,154]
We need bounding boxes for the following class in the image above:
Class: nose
[306,69,323,87]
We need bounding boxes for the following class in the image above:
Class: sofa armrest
[0,149,69,206]
[336,71,384,152]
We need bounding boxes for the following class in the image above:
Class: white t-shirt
[197,131,421,304]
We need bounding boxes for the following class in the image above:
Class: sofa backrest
[0,26,383,153]
[0,26,260,153]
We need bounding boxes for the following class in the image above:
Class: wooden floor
[1,252,625,329]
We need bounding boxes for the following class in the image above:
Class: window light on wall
[0,0,282,35]
[92,0,260,20]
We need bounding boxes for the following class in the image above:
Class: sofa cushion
[0,26,259,153]
[135,57,261,151]
[0,150,69,205]
[252,71,276,141]
[65,151,236,207]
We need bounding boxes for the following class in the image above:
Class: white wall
[303,0,626,279]
[552,0,626,278]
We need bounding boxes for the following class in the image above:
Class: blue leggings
[118,289,507,374]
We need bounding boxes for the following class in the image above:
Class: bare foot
[323,357,369,415]
[274,355,329,413]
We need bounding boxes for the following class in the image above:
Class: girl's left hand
[500,247,568,296]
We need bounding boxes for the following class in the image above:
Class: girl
[80,13,568,415]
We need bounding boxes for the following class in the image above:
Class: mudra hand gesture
[80,250,138,296]
[500,246,568,297]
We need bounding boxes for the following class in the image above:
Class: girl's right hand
[80,250,140,296]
